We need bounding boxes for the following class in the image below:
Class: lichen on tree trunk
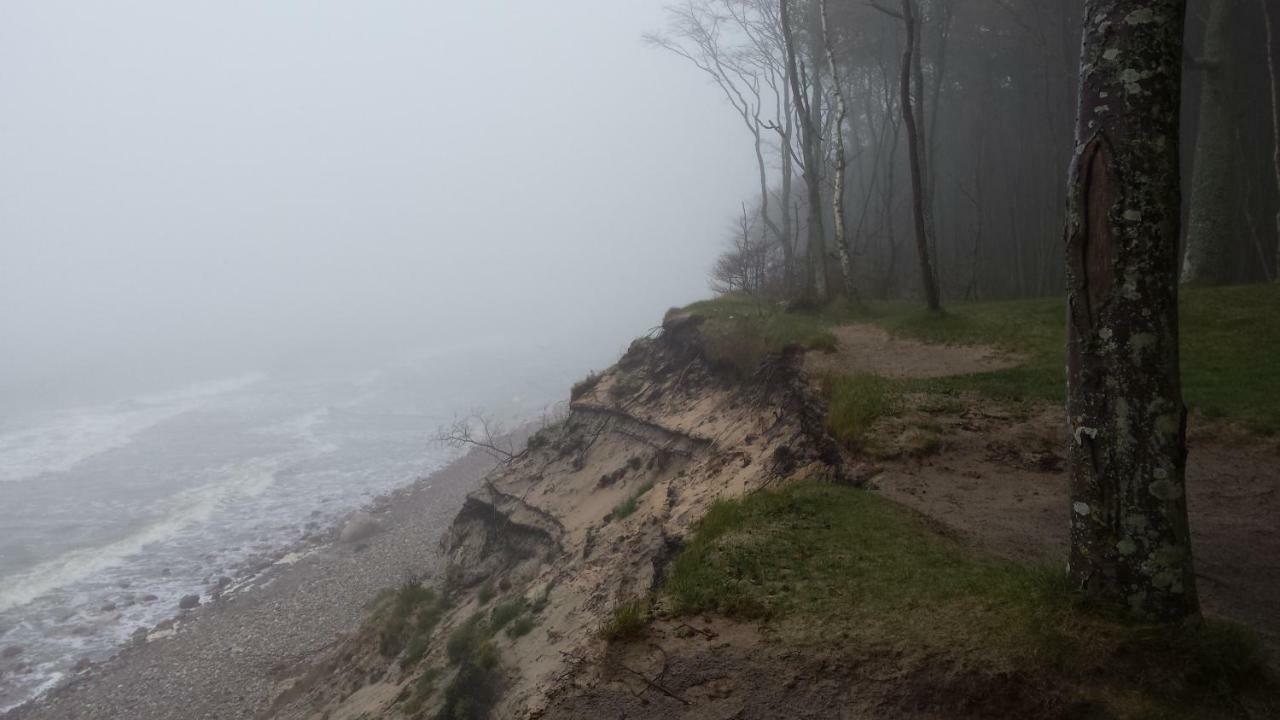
[1063,0,1199,622]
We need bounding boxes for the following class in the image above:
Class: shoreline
[2,445,500,720]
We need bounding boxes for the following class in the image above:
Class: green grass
[685,295,852,374]
[690,284,1280,434]
[505,615,536,639]
[488,597,526,635]
[599,598,650,642]
[664,482,1273,717]
[611,480,656,520]
[370,581,448,666]
[438,618,499,720]
[877,285,1280,433]
[820,372,899,448]
[401,666,444,715]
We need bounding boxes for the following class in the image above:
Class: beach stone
[99,603,117,613]
[1,645,23,659]
[178,594,201,610]
[338,513,382,544]
[140,594,159,603]
[71,657,91,673]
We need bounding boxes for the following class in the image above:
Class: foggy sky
[0,1,757,411]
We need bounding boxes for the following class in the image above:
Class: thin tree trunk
[900,0,941,312]
[781,0,828,305]
[1263,0,1280,281]
[1064,0,1198,622]
[1181,0,1237,285]
[820,0,856,301]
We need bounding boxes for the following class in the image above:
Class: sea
[0,336,596,712]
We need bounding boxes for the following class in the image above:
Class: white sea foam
[0,373,264,484]
[0,458,278,613]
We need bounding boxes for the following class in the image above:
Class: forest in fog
[650,0,1279,304]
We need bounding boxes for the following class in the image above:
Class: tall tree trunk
[752,128,789,295]
[1181,0,1237,285]
[820,0,857,301]
[899,0,941,312]
[1263,0,1280,281]
[1064,0,1198,622]
[781,0,827,305]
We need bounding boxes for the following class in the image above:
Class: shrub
[506,616,536,639]
[700,318,770,378]
[446,615,489,665]
[476,580,496,605]
[608,373,645,401]
[377,581,442,659]
[488,598,526,635]
[599,598,650,641]
[438,616,501,720]
[570,372,601,402]
[435,652,498,720]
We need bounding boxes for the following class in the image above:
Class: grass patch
[401,666,444,715]
[694,285,1280,434]
[664,482,1273,717]
[686,295,852,376]
[371,581,448,666]
[436,619,499,720]
[611,480,656,520]
[570,372,601,402]
[599,598,650,642]
[476,580,496,605]
[871,284,1280,433]
[820,372,899,448]
[488,597,526,635]
[505,615,536,639]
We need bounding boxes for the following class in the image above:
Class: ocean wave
[0,458,278,614]
[0,373,265,484]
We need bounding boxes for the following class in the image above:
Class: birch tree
[820,0,857,301]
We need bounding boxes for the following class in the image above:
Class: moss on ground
[663,482,1275,719]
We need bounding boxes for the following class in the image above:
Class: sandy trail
[803,326,1280,655]
[804,323,1022,379]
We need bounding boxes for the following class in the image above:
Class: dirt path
[802,327,1280,654]
[868,402,1280,653]
[804,324,1022,379]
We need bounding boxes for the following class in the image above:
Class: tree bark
[899,0,941,312]
[1181,0,1238,285]
[820,0,857,301]
[1263,0,1280,281]
[781,0,828,305]
[1064,0,1198,622]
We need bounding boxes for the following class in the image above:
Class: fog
[0,0,757,413]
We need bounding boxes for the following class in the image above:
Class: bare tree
[1064,0,1198,621]
[647,1,796,292]
[874,0,941,311]
[436,413,525,464]
[780,0,829,304]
